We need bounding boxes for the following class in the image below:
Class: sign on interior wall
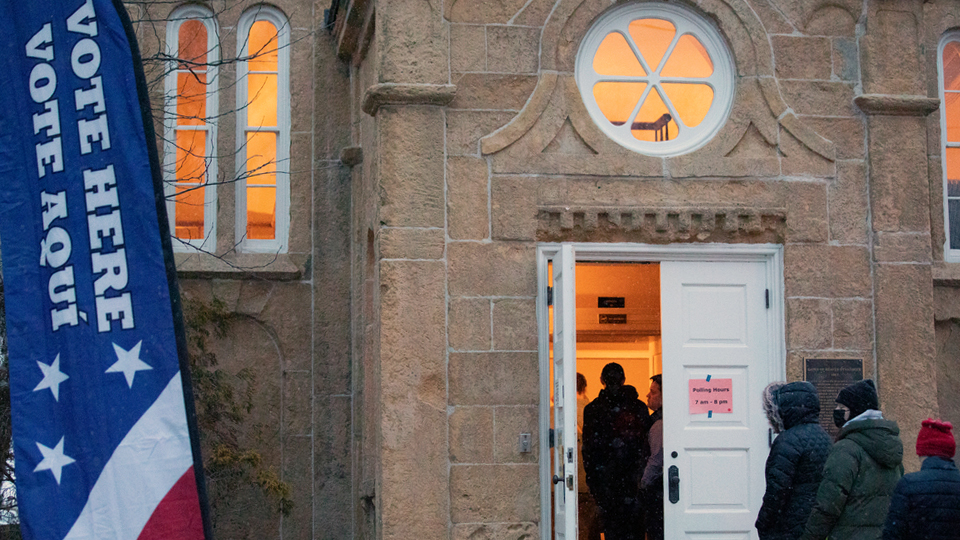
[688,377,733,416]
[804,358,864,439]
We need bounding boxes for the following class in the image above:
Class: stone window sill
[933,263,960,287]
[174,251,307,281]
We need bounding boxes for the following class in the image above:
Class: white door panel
[661,261,771,540]
[552,244,577,539]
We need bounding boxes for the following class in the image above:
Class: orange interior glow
[247,187,276,240]
[178,20,207,67]
[593,33,645,76]
[946,93,960,143]
[947,148,960,197]
[661,34,712,78]
[247,73,278,128]
[661,83,713,128]
[593,82,646,125]
[944,42,960,91]
[174,185,205,239]
[177,71,206,125]
[628,19,675,71]
[247,21,278,72]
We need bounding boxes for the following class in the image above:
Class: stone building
[131,0,960,537]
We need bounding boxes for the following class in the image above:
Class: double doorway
[538,243,785,540]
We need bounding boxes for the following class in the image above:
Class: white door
[552,244,578,539]
[660,261,772,540]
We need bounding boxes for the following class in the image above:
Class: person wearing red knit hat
[882,419,960,540]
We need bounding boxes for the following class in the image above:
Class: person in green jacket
[800,379,904,540]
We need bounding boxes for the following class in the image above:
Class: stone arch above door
[480,0,837,176]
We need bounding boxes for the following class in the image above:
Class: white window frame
[939,31,960,262]
[163,5,219,252]
[574,3,735,157]
[235,5,291,254]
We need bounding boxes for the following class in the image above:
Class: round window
[575,3,735,156]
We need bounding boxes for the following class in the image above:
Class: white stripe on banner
[64,372,194,540]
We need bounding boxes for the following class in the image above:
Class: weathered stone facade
[133,0,960,537]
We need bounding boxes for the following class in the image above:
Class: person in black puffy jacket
[882,418,960,540]
[756,381,833,540]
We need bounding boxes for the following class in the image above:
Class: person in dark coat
[800,379,904,540]
[756,381,833,540]
[883,418,960,540]
[582,362,650,540]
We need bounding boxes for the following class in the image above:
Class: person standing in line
[755,381,833,540]
[641,374,663,540]
[800,379,904,540]
[576,373,601,540]
[883,418,960,540]
[582,363,649,540]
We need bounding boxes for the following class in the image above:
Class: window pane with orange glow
[245,132,277,186]
[629,19,674,71]
[631,88,677,142]
[247,21,278,71]
[661,34,712,78]
[944,41,960,91]
[947,92,960,143]
[661,84,713,128]
[593,82,646,126]
[177,71,207,125]
[247,187,276,240]
[175,130,206,183]
[178,20,207,67]
[947,148,960,197]
[174,185,205,239]
[593,33,645,76]
[247,73,278,127]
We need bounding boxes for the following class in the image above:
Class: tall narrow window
[940,33,960,260]
[164,6,218,250]
[237,7,290,253]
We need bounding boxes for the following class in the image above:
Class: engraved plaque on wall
[804,358,863,439]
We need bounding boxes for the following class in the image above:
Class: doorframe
[536,242,786,538]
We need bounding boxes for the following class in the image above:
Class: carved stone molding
[361,83,457,116]
[537,205,787,243]
[854,94,940,116]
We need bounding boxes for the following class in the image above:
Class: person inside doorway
[582,363,650,540]
[641,374,663,540]
[577,373,601,540]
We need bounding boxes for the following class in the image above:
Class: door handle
[668,465,680,503]
[553,475,563,485]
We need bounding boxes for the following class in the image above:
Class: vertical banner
[0,0,211,538]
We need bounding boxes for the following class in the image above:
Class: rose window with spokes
[576,4,735,156]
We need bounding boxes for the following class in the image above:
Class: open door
[552,244,577,539]
[660,260,772,540]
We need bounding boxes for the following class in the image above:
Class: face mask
[833,409,848,429]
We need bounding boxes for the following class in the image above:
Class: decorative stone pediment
[480,0,837,177]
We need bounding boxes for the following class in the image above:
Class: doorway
[538,243,785,540]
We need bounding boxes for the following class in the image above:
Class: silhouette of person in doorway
[582,363,649,540]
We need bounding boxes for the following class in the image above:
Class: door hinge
[765,289,770,309]
[547,286,553,306]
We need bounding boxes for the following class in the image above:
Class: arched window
[575,3,734,157]
[940,32,960,261]
[164,5,219,250]
[236,6,290,253]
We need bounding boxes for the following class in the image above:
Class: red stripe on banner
[138,467,205,540]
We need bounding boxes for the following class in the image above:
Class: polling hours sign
[0,0,210,538]
[689,377,733,415]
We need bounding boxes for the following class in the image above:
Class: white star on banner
[106,341,152,388]
[34,437,75,485]
[33,354,68,401]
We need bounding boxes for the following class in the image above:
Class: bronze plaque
[804,358,863,439]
